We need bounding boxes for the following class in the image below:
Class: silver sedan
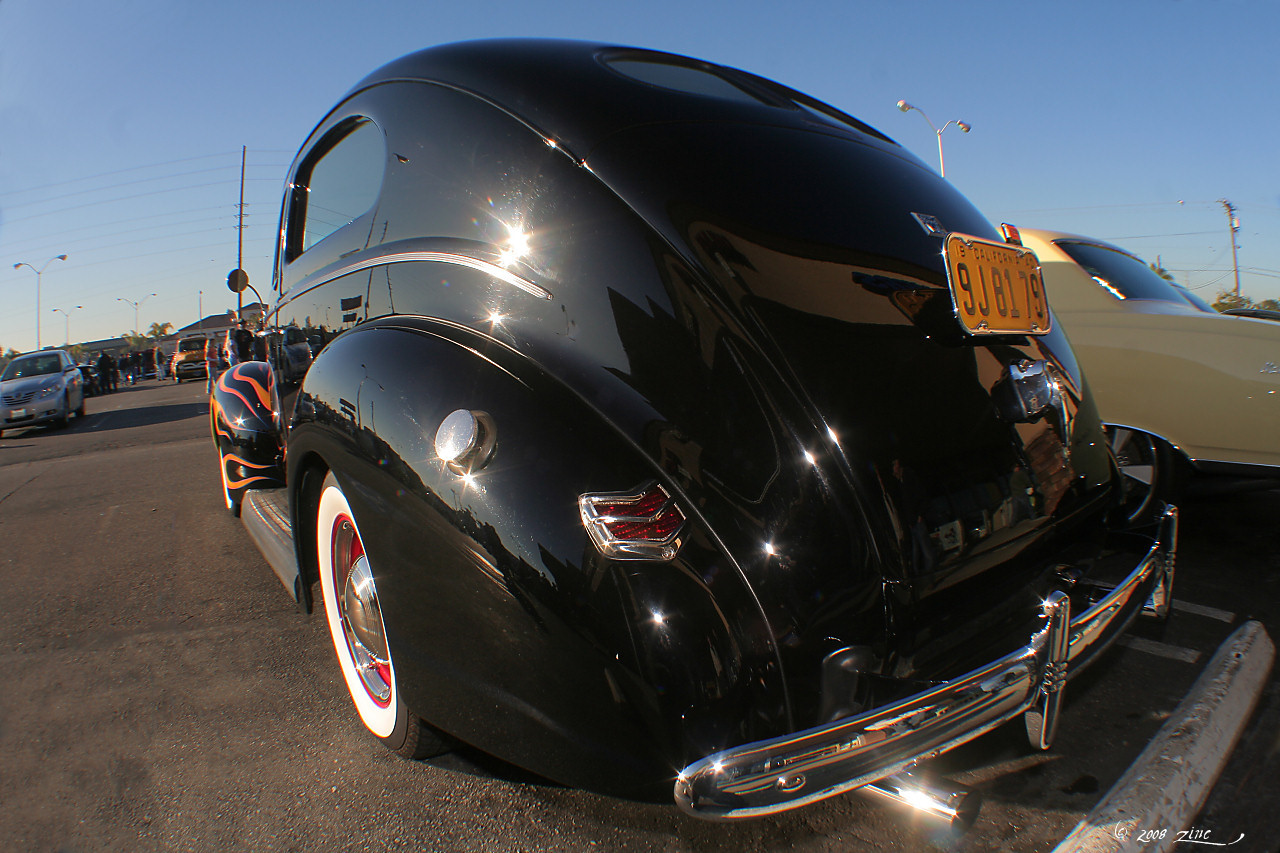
[0,349,85,437]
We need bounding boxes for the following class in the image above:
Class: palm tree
[147,321,174,341]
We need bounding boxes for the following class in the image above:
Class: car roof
[342,38,894,160]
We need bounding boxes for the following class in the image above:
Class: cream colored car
[1018,227,1280,521]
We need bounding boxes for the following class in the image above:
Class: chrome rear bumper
[674,506,1178,820]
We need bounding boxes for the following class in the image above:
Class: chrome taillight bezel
[579,481,686,561]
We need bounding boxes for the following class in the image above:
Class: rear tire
[315,472,447,759]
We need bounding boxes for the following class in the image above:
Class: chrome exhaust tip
[858,771,980,833]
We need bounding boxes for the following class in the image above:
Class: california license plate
[944,233,1050,335]
[11,408,26,419]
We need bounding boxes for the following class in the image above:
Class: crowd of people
[88,346,168,394]
[85,327,258,396]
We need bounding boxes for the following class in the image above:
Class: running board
[240,488,305,606]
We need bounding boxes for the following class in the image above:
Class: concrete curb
[1053,620,1274,853]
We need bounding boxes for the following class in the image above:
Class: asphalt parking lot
[1,378,1277,852]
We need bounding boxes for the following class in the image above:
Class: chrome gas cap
[434,409,497,474]
[435,409,479,463]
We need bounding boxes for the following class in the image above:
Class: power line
[0,150,292,200]
[1000,200,1209,215]
[0,164,285,212]
[2,179,258,227]
[0,205,242,256]
[1099,230,1220,240]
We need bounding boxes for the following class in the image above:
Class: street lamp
[896,100,970,178]
[12,254,68,350]
[118,293,157,338]
[51,306,83,346]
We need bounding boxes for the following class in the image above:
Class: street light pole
[12,254,68,350]
[117,293,157,338]
[52,306,83,346]
[896,100,971,178]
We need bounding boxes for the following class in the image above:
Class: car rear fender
[284,318,789,793]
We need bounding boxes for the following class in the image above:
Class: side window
[288,119,385,259]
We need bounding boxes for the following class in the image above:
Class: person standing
[97,352,114,393]
[205,337,220,395]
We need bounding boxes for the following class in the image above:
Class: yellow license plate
[944,233,1050,335]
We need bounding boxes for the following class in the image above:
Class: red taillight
[579,482,686,561]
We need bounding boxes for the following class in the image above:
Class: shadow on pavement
[82,401,208,433]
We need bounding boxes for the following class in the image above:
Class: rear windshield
[605,58,764,104]
[1056,240,1208,309]
[603,54,891,143]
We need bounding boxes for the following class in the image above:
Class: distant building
[60,304,267,361]
[174,303,267,342]
[78,337,131,359]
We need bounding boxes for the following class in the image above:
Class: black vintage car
[210,39,1176,827]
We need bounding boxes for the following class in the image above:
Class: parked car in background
[1017,227,1280,522]
[0,349,84,436]
[1221,306,1280,322]
[209,40,1177,828]
[78,362,101,396]
[171,336,209,383]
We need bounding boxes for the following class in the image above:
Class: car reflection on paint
[0,349,84,437]
[208,40,1177,830]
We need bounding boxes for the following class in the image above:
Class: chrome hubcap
[1109,427,1155,487]
[1107,426,1158,524]
[332,517,392,704]
[343,555,390,663]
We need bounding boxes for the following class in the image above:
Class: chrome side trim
[674,507,1177,820]
[241,488,301,601]
[300,250,552,301]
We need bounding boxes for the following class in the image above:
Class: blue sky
[2,0,1278,352]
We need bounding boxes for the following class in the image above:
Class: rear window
[604,58,764,104]
[1056,240,1203,307]
[604,55,891,142]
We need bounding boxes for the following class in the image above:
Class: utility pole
[237,146,246,320]
[1218,198,1241,296]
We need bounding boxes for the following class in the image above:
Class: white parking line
[1171,599,1236,623]
[1118,636,1202,664]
